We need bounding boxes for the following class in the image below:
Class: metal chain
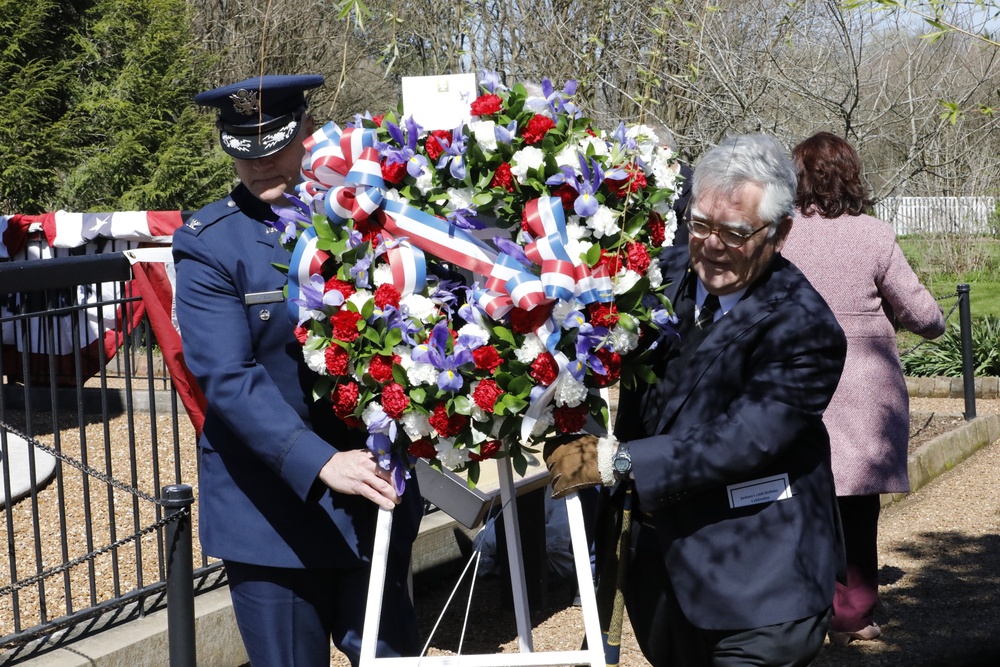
[0,419,163,505]
[0,510,185,597]
[898,292,962,358]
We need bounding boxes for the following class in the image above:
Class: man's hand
[543,434,605,499]
[317,450,400,511]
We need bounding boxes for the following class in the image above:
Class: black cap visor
[219,112,302,159]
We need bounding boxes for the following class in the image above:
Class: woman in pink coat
[782,132,945,646]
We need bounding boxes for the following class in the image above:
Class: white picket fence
[874,196,998,236]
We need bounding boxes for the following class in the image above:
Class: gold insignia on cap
[230,89,259,116]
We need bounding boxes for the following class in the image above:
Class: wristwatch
[612,441,632,479]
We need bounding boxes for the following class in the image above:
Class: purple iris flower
[350,251,373,289]
[612,122,639,152]
[447,208,483,231]
[480,69,506,94]
[494,236,532,268]
[367,430,408,496]
[539,79,580,118]
[437,127,468,180]
[290,274,345,324]
[384,117,429,178]
[494,120,519,145]
[648,307,681,350]
[271,194,311,244]
[411,321,473,392]
[387,306,421,345]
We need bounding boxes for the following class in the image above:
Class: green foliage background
[0,0,232,215]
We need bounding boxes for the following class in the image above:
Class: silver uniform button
[227,201,236,207]
[259,309,270,321]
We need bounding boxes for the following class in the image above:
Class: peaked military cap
[195,74,324,159]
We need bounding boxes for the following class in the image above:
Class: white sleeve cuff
[597,436,617,486]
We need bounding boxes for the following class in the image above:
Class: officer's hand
[543,434,603,499]
[317,450,400,510]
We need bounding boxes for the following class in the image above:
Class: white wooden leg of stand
[496,455,534,653]
[564,492,607,666]
[359,485,606,666]
[360,506,393,665]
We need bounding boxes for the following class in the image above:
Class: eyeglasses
[687,220,770,249]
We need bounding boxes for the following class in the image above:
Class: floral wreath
[273,72,684,492]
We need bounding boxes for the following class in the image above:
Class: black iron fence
[0,252,216,664]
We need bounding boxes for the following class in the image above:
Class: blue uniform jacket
[173,184,421,569]
[617,245,847,630]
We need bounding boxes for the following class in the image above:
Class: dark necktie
[696,293,721,329]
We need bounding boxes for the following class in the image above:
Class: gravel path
[331,397,1000,667]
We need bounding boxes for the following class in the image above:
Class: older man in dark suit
[546,134,847,666]
[173,75,421,666]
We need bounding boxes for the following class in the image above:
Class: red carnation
[591,347,622,387]
[294,326,309,345]
[554,405,589,434]
[648,211,667,247]
[354,218,382,245]
[368,354,397,383]
[381,382,410,419]
[472,345,503,373]
[522,114,555,144]
[331,309,362,342]
[429,403,468,438]
[472,379,504,413]
[408,438,437,459]
[589,302,620,329]
[470,439,502,462]
[470,93,503,117]
[551,183,577,211]
[509,304,553,334]
[372,114,385,126]
[626,241,651,275]
[325,277,355,300]
[597,248,624,276]
[606,165,648,197]
[325,345,350,376]
[529,352,559,386]
[331,381,360,419]
[381,159,407,185]
[374,284,401,309]
[490,163,515,192]
[424,130,452,161]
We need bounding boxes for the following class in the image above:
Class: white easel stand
[360,457,606,666]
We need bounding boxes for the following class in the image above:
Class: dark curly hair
[792,132,874,218]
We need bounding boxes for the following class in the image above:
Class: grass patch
[898,235,1000,319]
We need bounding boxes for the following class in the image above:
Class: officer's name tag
[727,473,792,509]
[244,291,285,305]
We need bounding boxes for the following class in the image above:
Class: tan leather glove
[543,434,604,499]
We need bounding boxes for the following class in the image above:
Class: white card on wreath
[401,73,477,131]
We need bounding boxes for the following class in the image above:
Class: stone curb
[905,375,1000,399]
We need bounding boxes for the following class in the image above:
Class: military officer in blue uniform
[173,75,422,666]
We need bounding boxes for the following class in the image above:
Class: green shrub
[901,315,1000,377]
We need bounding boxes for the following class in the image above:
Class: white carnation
[647,261,663,289]
[552,300,580,328]
[514,334,546,363]
[347,289,372,311]
[414,169,436,195]
[554,373,588,408]
[435,439,470,468]
[393,345,413,368]
[579,134,610,157]
[585,205,621,239]
[626,124,660,164]
[406,359,439,386]
[609,324,640,355]
[303,347,328,375]
[613,269,642,295]
[510,146,545,181]
[401,293,436,321]
[468,120,497,151]
[401,411,433,439]
[555,144,584,172]
[373,264,393,287]
[383,188,404,203]
[446,187,476,212]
